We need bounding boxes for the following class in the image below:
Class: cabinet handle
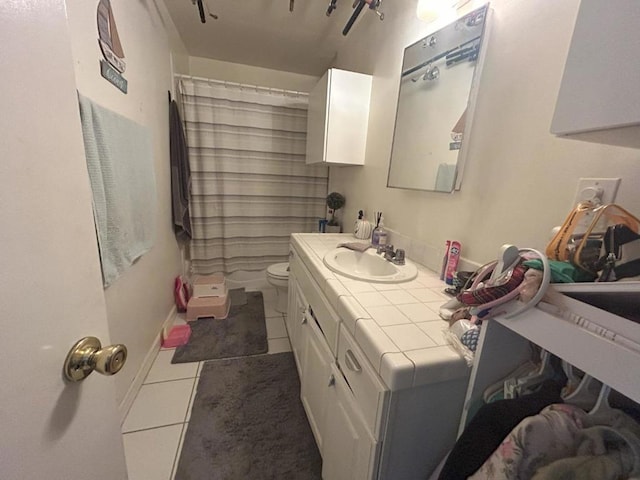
[344,349,362,373]
[328,374,335,387]
[301,310,308,324]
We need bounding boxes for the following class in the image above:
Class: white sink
[323,248,418,283]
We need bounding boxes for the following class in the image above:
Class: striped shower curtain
[177,76,328,274]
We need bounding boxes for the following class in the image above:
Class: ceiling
[164,0,373,76]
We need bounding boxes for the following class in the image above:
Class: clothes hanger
[489,244,520,283]
[504,350,553,399]
[563,373,602,411]
[588,384,613,416]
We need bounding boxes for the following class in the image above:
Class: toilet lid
[267,262,289,278]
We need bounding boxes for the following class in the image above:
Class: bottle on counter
[372,216,388,247]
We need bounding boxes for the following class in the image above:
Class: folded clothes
[337,242,372,253]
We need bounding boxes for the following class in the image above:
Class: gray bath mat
[171,289,267,364]
[174,352,322,480]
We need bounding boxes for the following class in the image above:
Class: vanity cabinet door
[300,315,334,452]
[286,271,307,375]
[322,364,380,480]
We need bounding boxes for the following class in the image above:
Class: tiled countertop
[291,233,469,391]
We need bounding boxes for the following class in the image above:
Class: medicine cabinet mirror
[387,4,490,192]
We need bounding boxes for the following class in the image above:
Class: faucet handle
[394,249,406,265]
[377,244,392,254]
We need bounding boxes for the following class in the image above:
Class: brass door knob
[63,336,127,382]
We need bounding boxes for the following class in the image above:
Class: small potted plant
[326,192,346,233]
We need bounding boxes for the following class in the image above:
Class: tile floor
[122,287,291,480]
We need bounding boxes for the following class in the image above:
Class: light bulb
[416,0,460,22]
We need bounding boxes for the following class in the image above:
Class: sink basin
[323,248,418,283]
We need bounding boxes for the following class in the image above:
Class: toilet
[266,262,289,313]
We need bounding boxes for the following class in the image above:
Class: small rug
[171,289,268,364]
[174,352,322,480]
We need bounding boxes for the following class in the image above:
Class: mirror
[387,5,490,192]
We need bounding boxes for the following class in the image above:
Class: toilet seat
[267,262,289,279]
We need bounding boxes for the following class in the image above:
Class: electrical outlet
[573,178,621,206]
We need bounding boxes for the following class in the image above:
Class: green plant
[326,192,346,226]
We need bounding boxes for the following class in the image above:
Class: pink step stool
[186,275,230,321]
[162,325,191,348]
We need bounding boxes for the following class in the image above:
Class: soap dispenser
[372,215,388,246]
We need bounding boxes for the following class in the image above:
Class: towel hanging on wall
[169,98,192,241]
[78,93,157,287]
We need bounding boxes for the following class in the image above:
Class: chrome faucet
[377,244,394,256]
[378,244,406,265]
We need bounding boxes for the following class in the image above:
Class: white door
[0,1,128,479]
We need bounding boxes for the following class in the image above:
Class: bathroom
[2,0,640,478]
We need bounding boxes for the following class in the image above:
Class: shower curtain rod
[174,74,308,98]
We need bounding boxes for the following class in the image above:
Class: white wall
[330,0,640,270]
[188,56,319,92]
[65,0,186,405]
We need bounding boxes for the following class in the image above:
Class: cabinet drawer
[337,326,389,440]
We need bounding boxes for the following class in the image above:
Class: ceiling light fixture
[416,0,472,23]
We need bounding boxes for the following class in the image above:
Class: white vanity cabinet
[305,68,372,166]
[551,0,640,141]
[287,236,470,480]
[289,250,381,479]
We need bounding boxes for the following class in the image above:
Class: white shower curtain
[177,76,328,274]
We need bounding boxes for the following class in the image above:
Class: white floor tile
[261,288,280,318]
[122,379,195,433]
[145,350,199,384]
[123,424,182,480]
[171,423,189,480]
[266,316,288,339]
[185,375,199,423]
[268,337,292,353]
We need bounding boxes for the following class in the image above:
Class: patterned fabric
[532,426,640,480]
[460,327,481,352]
[469,404,640,480]
[457,262,527,307]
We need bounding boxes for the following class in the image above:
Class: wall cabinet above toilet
[305,68,372,166]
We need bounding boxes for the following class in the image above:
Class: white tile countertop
[291,233,469,391]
